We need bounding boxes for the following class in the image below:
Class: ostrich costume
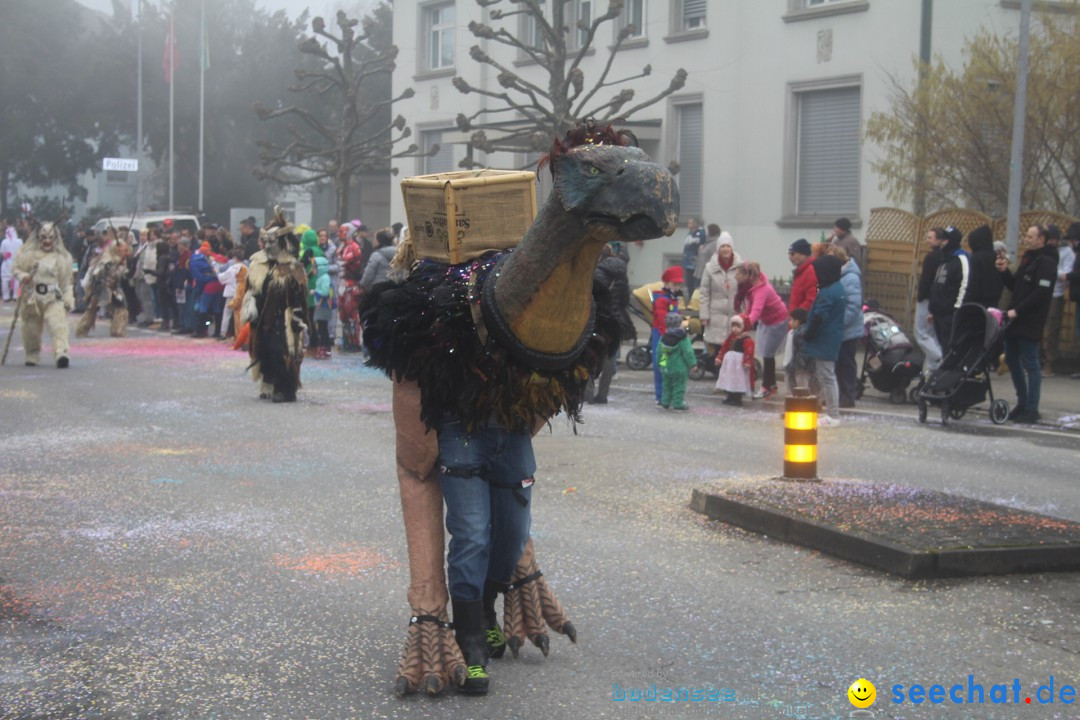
[363,124,679,695]
[12,222,75,367]
[240,210,309,403]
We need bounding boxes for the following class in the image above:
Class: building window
[573,0,593,48]
[422,130,456,175]
[783,0,869,22]
[521,0,547,52]
[794,85,861,217]
[680,0,706,30]
[424,2,455,71]
[674,102,703,219]
[619,0,645,37]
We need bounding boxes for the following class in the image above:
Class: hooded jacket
[1002,244,1059,341]
[965,225,1003,308]
[658,326,697,376]
[594,254,634,341]
[802,255,845,361]
[838,259,863,341]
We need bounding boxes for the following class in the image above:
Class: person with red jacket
[650,266,683,404]
[733,261,788,398]
[787,238,818,312]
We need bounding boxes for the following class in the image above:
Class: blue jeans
[1004,335,1041,412]
[438,420,535,602]
[651,327,663,402]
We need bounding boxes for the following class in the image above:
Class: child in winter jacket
[714,315,755,406]
[650,266,684,403]
[658,311,696,410]
[782,307,813,392]
[803,255,846,426]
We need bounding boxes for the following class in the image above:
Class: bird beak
[586,160,680,241]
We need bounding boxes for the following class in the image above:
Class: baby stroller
[857,306,923,404]
[624,283,716,380]
[916,303,1010,426]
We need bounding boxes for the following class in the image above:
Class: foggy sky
[74,0,356,24]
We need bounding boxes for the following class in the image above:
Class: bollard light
[783,393,818,480]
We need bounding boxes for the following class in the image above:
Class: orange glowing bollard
[783,394,818,480]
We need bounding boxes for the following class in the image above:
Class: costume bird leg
[392,380,466,696]
[501,539,577,658]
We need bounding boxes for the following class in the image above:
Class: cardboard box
[402,169,538,264]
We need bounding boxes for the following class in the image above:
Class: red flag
[163,16,177,83]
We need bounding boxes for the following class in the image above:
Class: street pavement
[1,308,1079,720]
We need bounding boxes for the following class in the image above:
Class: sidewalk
[616,367,1080,433]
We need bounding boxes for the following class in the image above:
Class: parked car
[92,212,201,236]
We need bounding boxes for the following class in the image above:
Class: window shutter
[424,131,456,174]
[797,86,860,215]
[677,103,703,218]
[683,0,706,26]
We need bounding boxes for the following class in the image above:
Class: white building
[390,0,1054,284]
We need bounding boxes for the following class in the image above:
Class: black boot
[483,580,508,659]
[192,313,208,338]
[451,598,490,695]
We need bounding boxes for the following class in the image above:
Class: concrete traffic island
[691,477,1080,579]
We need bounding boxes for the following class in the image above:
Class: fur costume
[12,222,74,367]
[363,123,680,695]
[240,209,308,402]
[76,233,131,337]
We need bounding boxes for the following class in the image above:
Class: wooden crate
[401,169,538,264]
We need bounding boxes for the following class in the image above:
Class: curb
[690,486,1080,579]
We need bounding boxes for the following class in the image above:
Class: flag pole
[135,0,143,211]
[198,0,205,214]
[168,12,175,212]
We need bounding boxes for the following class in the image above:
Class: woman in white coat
[698,232,742,357]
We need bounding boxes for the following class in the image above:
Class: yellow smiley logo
[848,678,876,708]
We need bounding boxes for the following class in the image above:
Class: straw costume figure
[12,221,75,367]
[239,208,308,402]
[363,123,679,696]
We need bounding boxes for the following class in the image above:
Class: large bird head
[482,123,679,369]
[551,143,679,243]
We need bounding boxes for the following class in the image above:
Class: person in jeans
[914,227,947,378]
[803,254,846,427]
[996,224,1058,424]
[1041,225,1074,377]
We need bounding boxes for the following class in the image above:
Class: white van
[92,212,201,236]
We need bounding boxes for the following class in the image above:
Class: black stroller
[856,306,923,404]
[916,303,1010,426]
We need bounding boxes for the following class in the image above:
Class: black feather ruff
[362,251,619,433]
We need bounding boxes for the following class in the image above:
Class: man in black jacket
[1065,223,1080,380]
[996,224,1059,423]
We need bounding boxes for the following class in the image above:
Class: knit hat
[1065,222,1080,241]
[661,266,684,284]
[665,312,683,329]
[718,231,734,249]
[199,241,212,254]
[730,315,745,329]
[788,238,812,256]
[834,217,852,232]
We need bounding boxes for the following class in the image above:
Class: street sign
[103,157,139,172]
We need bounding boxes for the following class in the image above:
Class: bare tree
[254,7,421,220]
[866,13,1080,216]
[453,0,687,165]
